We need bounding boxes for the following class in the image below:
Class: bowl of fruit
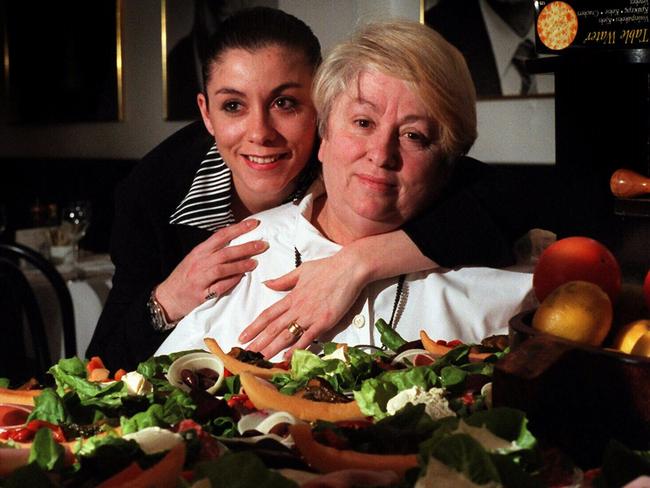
[493,237,650,469]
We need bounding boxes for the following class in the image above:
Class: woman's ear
[197,93,215,136]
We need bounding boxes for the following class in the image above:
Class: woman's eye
[222,101,242,113]
[354,119,372,129]
[403,131,430,147]
[273,97,297,110]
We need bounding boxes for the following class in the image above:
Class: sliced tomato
[86,356,106,374]
[413,354,435,366]
[25,420,66,442]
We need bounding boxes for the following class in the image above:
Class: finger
[239,297,290,343]
[205,274,245,299]
[260,324,310,359]
[263,267,300,292]
[206,258,258,283]
[283,327,320,360]
[216,239,268,263]
[202,218,260,251]
[247,311,297,353]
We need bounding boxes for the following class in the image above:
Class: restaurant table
[23,253,114,362]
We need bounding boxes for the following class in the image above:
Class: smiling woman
[155,19,534,361]
[197,45,317,218]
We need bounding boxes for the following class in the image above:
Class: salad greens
[3,338,649,487]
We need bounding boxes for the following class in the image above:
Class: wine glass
[61,201,91,265]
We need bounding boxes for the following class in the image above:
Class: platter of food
[2,321,648,488]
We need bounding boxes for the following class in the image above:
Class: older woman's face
[318,70,446,234]
[198,45,317,210]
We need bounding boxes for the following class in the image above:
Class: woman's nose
[247,109,277,145]
[367,131,399,168]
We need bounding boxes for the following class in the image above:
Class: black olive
[180,368,198,390]
[197,367,219,390]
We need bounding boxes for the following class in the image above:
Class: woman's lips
[356,173,397,192]
[243,152,290,170]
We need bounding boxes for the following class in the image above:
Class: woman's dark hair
[201,7,321,92]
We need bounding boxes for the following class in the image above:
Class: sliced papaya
[290,423,417,477]
[0,387,41,406]
[203,338,287,379]
[239,372,365,422]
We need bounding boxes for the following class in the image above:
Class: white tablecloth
[24,254,114,361]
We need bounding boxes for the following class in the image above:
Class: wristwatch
[147,288,179,332]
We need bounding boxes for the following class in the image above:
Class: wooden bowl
[493,310,650,468]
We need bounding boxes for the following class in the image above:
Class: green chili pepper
[375,318,407,351]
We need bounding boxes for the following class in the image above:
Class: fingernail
[239,332,248,341]
[255,240,269,251]
[246,219,260,228]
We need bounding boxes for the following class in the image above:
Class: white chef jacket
[156,184,535,360]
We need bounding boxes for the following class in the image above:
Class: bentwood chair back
[0,242,76,382]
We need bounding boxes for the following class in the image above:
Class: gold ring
[287,321,304,338]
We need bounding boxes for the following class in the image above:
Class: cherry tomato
[114,368,127,381]
[533,236,621,303]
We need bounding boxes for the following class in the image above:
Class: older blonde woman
[156,20,533,360]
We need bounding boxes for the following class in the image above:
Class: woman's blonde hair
[313,20,477,161]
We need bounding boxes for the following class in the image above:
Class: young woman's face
[198,45,317,211]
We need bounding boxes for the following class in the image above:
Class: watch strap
[147,288,179,332]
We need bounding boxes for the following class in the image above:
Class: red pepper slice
[86,356,106,374]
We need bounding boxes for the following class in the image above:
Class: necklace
[294,247,405,329]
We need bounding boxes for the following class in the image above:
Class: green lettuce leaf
[120,389,195,434]
[463,408,536,452]
[271,345,378,394]
[48,357,128,410]
[419,432,502,485]
[27,388,67,424]
[354,365,439,419]
[28,428,65,472]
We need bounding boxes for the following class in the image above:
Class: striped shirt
[169,144,234,231]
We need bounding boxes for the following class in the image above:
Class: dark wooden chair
[0,242,76,383]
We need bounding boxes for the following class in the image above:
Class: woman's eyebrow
[269,82,304,95]
[213,87,244,97]
[212,82,303,98]
[351,96,378,111]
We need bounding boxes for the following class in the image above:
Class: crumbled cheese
[121,371,153,396]
[415,457,502,488]
[122,426,183,454]
[386,386,455,419]
[454,420,518,453]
